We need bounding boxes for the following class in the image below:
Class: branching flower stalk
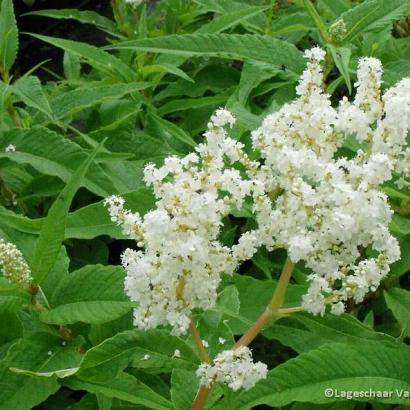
[105,46,410,409]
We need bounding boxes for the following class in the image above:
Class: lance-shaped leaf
[235,342,410,409]
[31,141,104,284]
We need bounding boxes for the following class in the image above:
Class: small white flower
[210,108,236,128]
[141,354,150,360]
[218,337,226,345]
[5,144,15,152]
[172,349,181,358]
[202,340,209,348]
[47,351,52,356]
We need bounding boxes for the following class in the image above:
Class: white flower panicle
[105,109,258,335]
[5,144,16,152]
[246,48,405,316]
[106,47,409,333]
[196,346,268,391]
[0,239,32,287]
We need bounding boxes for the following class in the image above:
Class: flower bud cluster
[196,346,267,391]
[0,239,32,287]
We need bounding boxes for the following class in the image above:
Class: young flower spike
[0,239,32,287]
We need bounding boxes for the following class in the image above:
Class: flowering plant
[105,47,410,407]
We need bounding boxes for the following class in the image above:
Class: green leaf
[142,63,194,83]
[264,313,396,353]
[0,188,155,240]
[0,0,18,74]
[235,342,410,409]
[327,45,352,94]
[111,34,305,77]
[27,34,136,81]
[157,92,230,116]
[384,288,410,336]
[390,214,410,235]
[0,333,82,410]
[63,52,81,80]
[39,264,133,325]
[31,142,103,283]
[64,372,174,410]
[0,127,117,197]
[78,329,198,382]
[147,112,197,150]
[390,236,410,278]
[341,0,410,42]
[12,75,53,119]
[24,9,119,38]
[51,82,150,120]
[197,6,269,34]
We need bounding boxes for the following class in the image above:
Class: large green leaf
[0,333,82,410]
[0,127,117,197]
[111,34,305,77]
[341,0,410,42]
[28,34,136,81]
[39,265,133,325]
[235,342,410,409]
[0,0,18,74]
[78,329,198,382]
[31,142,103,284]
[264,313,396,353]
[384,288,410,337]
[64,372,174,410]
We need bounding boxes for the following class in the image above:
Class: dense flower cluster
[196,346,267,391]
[105,108,258,335]
[246,48,406,315]
[106,47,409,328]
[0,239,32,287]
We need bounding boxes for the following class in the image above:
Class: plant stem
[277,305,304,314]
[234,256,294,348]
[191,257,295,409]
[191,386,212,410]
[189,319,211,364]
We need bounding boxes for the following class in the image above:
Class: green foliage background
[0,0,409,409]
